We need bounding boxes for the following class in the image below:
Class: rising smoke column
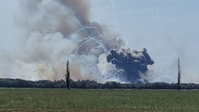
[107,48,154,83]
[0,0,154,83]
[8,0,124,81]
[19,0,123,54]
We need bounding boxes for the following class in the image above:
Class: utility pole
[65,60,70,89]
[178,58,181,90]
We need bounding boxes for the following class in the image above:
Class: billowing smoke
[107,48,154,82]
[10,0,123,81]
[0,0,154,83]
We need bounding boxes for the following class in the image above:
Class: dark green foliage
[0,78,199,89]
[178,58,181,90]
[65,60,70,89]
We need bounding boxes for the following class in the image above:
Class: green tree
[65,60,70,89]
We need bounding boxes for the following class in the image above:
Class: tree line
[0,78,199,89]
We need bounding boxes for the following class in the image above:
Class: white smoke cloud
[0,0,124,82]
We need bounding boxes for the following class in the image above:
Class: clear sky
[91,0,199,83]
[1,0,199,83]
[0,0,20,51]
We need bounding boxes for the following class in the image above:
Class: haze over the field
[0,0,199,83]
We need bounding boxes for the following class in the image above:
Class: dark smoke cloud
[107,48,154,83]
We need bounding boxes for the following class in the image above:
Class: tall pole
[178,58,181,90]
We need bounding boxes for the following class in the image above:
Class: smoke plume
[11,0,123,81]
[0,0,154,83]
[107,48,154,82]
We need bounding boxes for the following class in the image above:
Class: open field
[0,89,199,112]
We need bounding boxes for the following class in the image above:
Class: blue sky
[1,0,199,83]
[0,0,20,51]
[91,0,199,83]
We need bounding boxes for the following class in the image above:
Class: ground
[0,88,198,112]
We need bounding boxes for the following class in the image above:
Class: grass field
[0,89,198,112]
